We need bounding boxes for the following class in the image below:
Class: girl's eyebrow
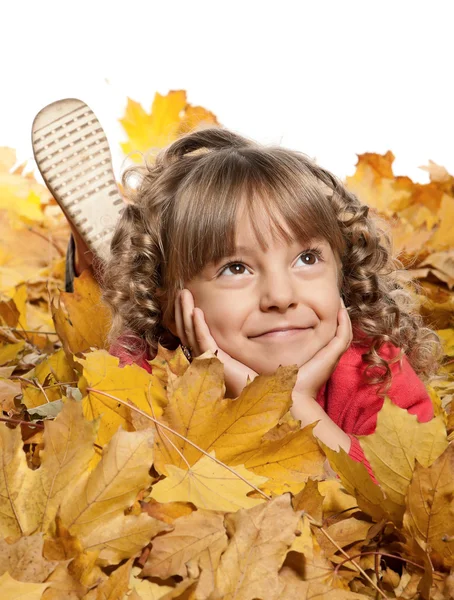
[232,238,327,255]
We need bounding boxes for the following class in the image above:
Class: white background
[1,0,453,183]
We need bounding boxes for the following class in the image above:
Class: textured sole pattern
[32,99,124,262]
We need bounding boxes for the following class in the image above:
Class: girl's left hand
[293,298,353,401]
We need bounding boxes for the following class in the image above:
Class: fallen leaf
[59,428,159,556]
[142,509,227,599]
[211,494,299,600]
[404,444,454,567]
[322,443,401,524]
[151,451,267,511]
[0,572,50,600]
[51,269,111,357]
[292,479,324,523]
[360,397,448,509]
[155,355,297,473]
[0,533,58,582]
[36,399,95,533]
[79,350,167,447]
[243,423,325,494]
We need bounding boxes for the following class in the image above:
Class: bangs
[163,146,345,288]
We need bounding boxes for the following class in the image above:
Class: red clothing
[109,340,433,478]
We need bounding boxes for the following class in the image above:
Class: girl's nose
[259,272,298,312]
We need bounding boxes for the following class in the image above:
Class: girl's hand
[175,289,258,398]
[293,298,353,401]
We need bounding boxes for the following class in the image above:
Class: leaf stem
[86,387,271,502]
[333,550,424,576]
[311,519,389,599]
[0,417,44,429]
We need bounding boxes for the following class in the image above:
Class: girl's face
[185,206,343,375]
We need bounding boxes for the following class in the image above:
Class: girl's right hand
[175,289,258,398]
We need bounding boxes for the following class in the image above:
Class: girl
[32,99,442,471]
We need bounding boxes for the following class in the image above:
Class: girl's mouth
[251,328,310,340]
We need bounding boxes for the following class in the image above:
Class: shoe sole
[31,98,124,262]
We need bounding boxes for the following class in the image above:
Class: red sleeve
[325,344,434,479]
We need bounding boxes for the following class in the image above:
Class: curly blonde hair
[102,127,442,393]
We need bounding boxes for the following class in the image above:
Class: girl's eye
[296,248,323,266]
[220,262,248,276]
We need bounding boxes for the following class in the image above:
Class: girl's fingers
[180,289,200,355]
[192,307,218,354]
[174,290,188,347]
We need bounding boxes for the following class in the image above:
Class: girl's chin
[243,355,309,376]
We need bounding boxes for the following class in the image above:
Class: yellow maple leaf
[154,351,297,473]
[36,400,95,533]
[51,269,111,358]
[430,193,454,249]
[120,91,219,159]
[360,397,448,510]
[57,427,170,563]
[151,451,267,511]
[322,442,402,524]
[243,423,325,494]
[78,349,167,448]
[345,151,412,216]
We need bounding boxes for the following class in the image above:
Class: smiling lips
[251,327,310,339]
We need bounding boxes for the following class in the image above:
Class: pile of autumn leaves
[0,91,454,599]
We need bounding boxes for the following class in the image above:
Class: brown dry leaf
[0,533,58,582]
[150,451,267,511]
[314,516,372,558]
[418,281,454,329]
[292,479,325,523]
[78,349,167,448]
[360,397,448,509]
[210,494,299,600]
[41,564,87,600]
[0,376,22,410]
[421,250,454,283]
[51,269,111,357]
[142,509,227,599]
[0,296,20,326]
[277,566,369,599]
[141,499,194,525]
[243,423,325,495]
[155,353,297,473]
[403,444,454,568]
[0,572,50,600]
[91,557,133,600]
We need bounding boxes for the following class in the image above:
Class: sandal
[32,98,124,263]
